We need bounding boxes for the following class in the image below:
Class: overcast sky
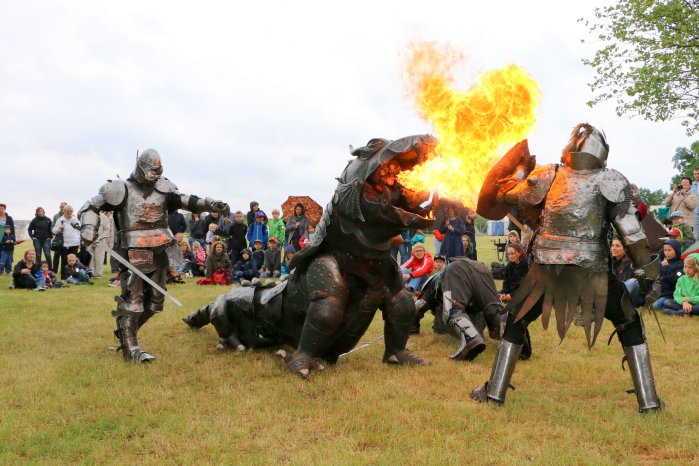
[0,0,691,220]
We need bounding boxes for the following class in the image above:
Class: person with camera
[52,204,82,280]
[663,177,698,231]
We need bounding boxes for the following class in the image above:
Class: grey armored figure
[472,123,662,412]
[79,149,229,363]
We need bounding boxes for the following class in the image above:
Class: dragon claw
[383,349,430,366]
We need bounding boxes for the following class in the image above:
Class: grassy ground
[1,238,698,465]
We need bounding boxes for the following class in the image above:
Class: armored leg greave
[471,339,522,404]
[447,312,486,361]
[623,343,662,413]
[115,312,156,363]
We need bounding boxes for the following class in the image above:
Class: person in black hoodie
[233,248,257,281]
[28,207,53,264]
[499,243,529,304]
[651,239,684,310]
[246,201,267,225]
[188,212,207,248]
[222,211,248,265]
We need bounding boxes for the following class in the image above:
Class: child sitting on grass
[64,253,93,285]
[233,248,257,282]
[192,241,207,276]
[662,253,699,316]
[34,261,56,290]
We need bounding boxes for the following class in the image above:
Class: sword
[106,246,183,307]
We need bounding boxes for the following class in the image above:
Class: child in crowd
[234,248,257,281]
[247,211,269,249]
[668,211,694,249]
[281,245,295,276]
[499,243,529,304]
[652,239,684,310]
[176,242,196,277]
[300,224,315,249]
[34,261,56,290]
[268,209,285,247]
[504,230,525,263]
[0,226,16,275]
[64,253,93,285]
[432,254,446,274]
[192,241,207,276]
[223,211,249,266]
[251,239,265,276]
[205,223,218,252]
[261,237,282,278]
[662,253,699,316]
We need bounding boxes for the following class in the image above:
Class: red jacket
[401,251,434,278]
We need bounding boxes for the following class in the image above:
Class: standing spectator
[12,249,40,289]
[246,201,267,225]
[188,212,207,248]
[88,211,115,279]
[52,202,67,224]
[261,237,282,278]
[439,206,466,260]
[463,208,478,260]
[222,211,248,265]
[248,211,269,249]
[205,240,232,279]
[411,230,426,247]
[0,203,15,245]
[28,207,53,264]
[629,184,648,221]
[499,243,529,304]
[52,205,82,280]
[400,243,434,292]
[652,239,684,311]
[51,202,67,273]
[668,211,695,249]
[663,177,698,230]
[662,254,699,316]
[168,210,187,235]
[285,203,309,251]
[176,241,195,276]
[268,209,286,247]
[204,211,225,235]
[0,225,16,275]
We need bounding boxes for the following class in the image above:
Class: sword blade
[106,246,183,307]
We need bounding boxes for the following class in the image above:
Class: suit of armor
[472,124,662,412]
[79,149,229,362]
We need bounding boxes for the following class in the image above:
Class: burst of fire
[398,42,541,208]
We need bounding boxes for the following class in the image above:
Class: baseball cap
[255,211,265,218]
[668,228,682,238]
[669,211,685,219]
[253,239,262,244]
[284,245,296,254]
[434,254,446,261]
[269,237,278,243]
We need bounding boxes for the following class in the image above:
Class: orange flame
[398,42,541,208]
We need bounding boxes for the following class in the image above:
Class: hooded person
[246,201,267,225]
[233,248,257,281]
[651,239,684,310]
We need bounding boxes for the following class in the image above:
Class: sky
[0,0,692,221]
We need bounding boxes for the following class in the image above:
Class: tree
[637,187,669,206]
[671,140,699,186]
[580,0,699,135]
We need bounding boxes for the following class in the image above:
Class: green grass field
[1,238,698,465]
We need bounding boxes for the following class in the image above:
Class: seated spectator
[652,239,684,310]
[251,239,265,276]
[52,204,82,280]
[281,245,295,276]
[64,253,93,285]
[285,203,309,251]
[233,248,257,281]
[176,242,196,276]
[663,177,698,229]
[662,253,699,316]
[432,253,446,274]
[400,243,434,292]
[191,241,207,276]
[261,237,282,278]
[28,207,53,264]
[668,211,694,249]
[34,261,57,290]
[248,211,269,249]
[499,243,529,303]
[462,234,476,260]
[188,212,207,248]
[11,249,40,289]
[504,230,525,263]
[610,237,643,306]
[0,225,16,275]
[205,240,232,279]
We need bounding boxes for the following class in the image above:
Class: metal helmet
[561,123,609,169]
[133,149,163,184]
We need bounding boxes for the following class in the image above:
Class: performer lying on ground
[471,123,662,412]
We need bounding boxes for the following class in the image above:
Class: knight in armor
[79,149,229,363]
[471,124,662,412]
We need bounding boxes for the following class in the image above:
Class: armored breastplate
[115,180,173,248]
[533,168,610,271]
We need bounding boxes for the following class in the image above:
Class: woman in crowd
[28,207,53,264]
[12,249,40,289]
[499,243,528,304]
[0,203,14,245]
[438,206,466,260]
[285,203,309,251]
[610,237,643,306]
[400,242,434,292]
[662,254,699,316]
[52,205,81,280]
[205,240,233,279]
[504,230,524,263]
[663,177,698,228]
[652,239,684,310]
[461,235,476,260]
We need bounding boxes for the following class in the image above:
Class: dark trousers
[33,239,52,265]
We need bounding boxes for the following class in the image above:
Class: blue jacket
[659,240,684,298]
[1,232,16,252]
[247,222,269,249]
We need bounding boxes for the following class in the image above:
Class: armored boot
[382,291,429,366]
[182,305,213,329]
[470,339,522,404]
[623,343,662,413]
[483,303,506,340]
[115,312,156,363]
[447,313,486,361]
